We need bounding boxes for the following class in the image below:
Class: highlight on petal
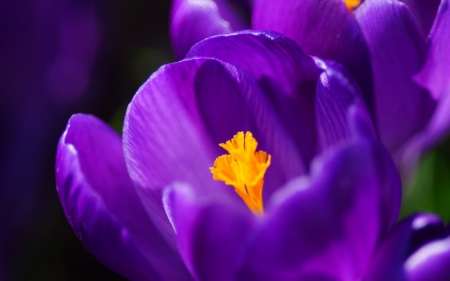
[187,31,322,168]
[415,0,450,100]
[252,0,374,114]
[56,114,192,281]
[170,0,248,59]
[123,57,304,243]
[163,182,255,281]
[405,237,450,281]
[237,138,401,281]
[365,213,447,281]
[314,59,372,152]
[355,0,436,152]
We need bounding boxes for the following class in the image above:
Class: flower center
[344,0,361,11]
[210,131,271,215]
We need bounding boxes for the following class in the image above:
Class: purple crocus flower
[56,31,450,280]
[171,0,450,180]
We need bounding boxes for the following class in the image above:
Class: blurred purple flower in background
[0,0,100,275]
[171,0,450,181]
[56,29,450,280]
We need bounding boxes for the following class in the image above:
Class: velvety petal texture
[355,0,436,152]
[401,0,441,37]
[252,0,374,113]
[237,138,401,281]
[365,213,447,281]
[123,57,304,243]
[170,0,248,59]
[315,60,367,152]
[415,0,450,100]
[164,182,255,281]
[56,114,192,281]
[187,31,321,168]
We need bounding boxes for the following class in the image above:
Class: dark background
[2,0,173,279]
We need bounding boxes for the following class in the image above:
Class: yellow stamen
[210,132,271,214]
[344,0,361,11]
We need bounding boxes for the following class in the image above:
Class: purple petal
[355,0,436,152]
[170,0,248,59]
[56,114,193,281]
[252,0,374,114]
[164,182,255,281]
[237,139,401,281]
[405,237,450,281]
[365,213,446,281]
[315,60,370,152]
[415,0,450,100]
[348,102,379,142]
[187,31,322,167]
[123,58,304,242]
[400,0,441,38]
[398,90,450,179]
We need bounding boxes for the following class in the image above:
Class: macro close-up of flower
[172,0,450,180]
[55,0,450,278]
[0,0,418,279]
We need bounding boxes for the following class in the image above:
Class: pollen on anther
[210,131,270,214]
[344,0,361,11]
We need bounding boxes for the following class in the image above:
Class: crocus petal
[315,60,370,151]
[355,0,436,152]
[187,31,322,167]
[252,0,374,113]
[398,90,450,179]
[123,58,304,242]
[170,0,248,59]
[405,237,450,281]
[365,213,447,281]
[348,102,379,142]
[415,0,450,100]
[164,182,255,281]
[400,0,441,38]
[237,139,401,281]
[56,114,193,281]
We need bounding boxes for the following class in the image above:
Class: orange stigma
[344,0,361,11]
[210,132,271,214]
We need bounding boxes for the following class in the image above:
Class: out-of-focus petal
[170,0,248,59]
[237,139,401,281]
[123,58,304,242]
[56,114,193,281]
[365,213,447,281]
[415,0,450,100]
[315,60,370,151]
[252,0,374,113]
[398,90,450,179]
[400,0,441,38]
[355,0,436,152]
[164,182,255,281]
[405,236,450,281]
[187,31,322,167]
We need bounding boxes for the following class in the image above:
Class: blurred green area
[400,137,450,222]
